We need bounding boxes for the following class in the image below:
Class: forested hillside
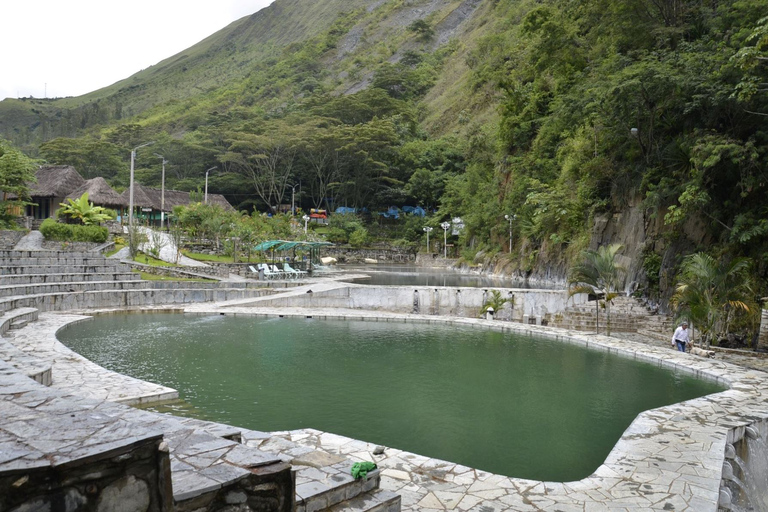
[1,0,767,298]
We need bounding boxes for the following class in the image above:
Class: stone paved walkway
[8,311,178,404]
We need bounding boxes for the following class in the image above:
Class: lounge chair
[284,262,307,278]
[269,264,287,279]
[254,263,279,280]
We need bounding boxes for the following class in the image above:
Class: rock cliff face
[471,196,713,310]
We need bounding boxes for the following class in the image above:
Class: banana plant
[58,193,114,225]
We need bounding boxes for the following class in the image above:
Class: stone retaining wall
[127,261,230,279]
[41,240,103,252]
[0,230,26,250]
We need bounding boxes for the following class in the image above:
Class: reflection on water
[59,314,723,482]
[338,264,534,288]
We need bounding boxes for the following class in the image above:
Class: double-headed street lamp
[302,214,310,234]
[440,221,451,258]
[129,141,154,227]
[154,154,167,229]
[423,226,433,252]
[204,167,217,204]
[504,214,516,253]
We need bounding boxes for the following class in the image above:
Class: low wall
[127,261,230,279]
[0,230,26,250]
[256,284,587,321]
[41,240,103,252]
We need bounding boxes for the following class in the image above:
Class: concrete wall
[0,230,26,250]
[257,285,587,321]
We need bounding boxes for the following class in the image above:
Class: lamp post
[129,141,154,227]
[154,154,167,229]
[204,167,217,204]
[440,221,451,258]
[504,214,516,253]
[423,226,433,252]
[302,214,310,234]
[290,183,300,215]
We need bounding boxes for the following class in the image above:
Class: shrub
[349,227,369,248]
[40,218,108,243]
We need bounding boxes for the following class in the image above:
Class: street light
[129,141,154,227]
[302,214,310,234]
[423,226,433,252]
[440,221,451,258]
[154,154,167,229]
[504,214,516,253]
[290,183,300,215]
[204,167,217,204]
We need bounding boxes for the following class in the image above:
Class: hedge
[40,218,109,243]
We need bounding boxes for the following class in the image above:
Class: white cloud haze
[2,1,275,101]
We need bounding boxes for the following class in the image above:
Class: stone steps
[0,279,154,298]
[0,286,273,314]
[0,264,134,275]
[0,256,121,266]
[0,309,50,386]
[326,489,400,512]
[0,307,38,337]
[243,431,398,512]
[0,272,141,284]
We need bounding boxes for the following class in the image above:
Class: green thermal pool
[58,313,724,481]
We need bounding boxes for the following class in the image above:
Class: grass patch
[133,253,176,267]
[104,243,126,257]
[181,250,262,263]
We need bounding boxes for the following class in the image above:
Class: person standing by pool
[672,321,690,352]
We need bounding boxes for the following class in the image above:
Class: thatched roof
[119,184,235,212]
[29,166,86,198]
[66,177,127,208]
[120,183,155,208]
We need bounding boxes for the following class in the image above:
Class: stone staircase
[0,249,399,512]
[551,295,673,336]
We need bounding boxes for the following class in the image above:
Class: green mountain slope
[1,0,767,300]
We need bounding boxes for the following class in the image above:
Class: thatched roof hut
[119,183,155,208]
[119,184,235,212]
[29,166,85,198]
[66,177,127,208]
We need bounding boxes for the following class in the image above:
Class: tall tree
[0,139,36,203]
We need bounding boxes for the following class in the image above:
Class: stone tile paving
[5,311,178,404]
[8,301,768,510]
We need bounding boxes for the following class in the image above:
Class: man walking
[672,321,690,352]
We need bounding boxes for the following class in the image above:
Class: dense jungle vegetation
[1,0,767,300]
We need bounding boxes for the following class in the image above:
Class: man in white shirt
[672,321,690,352]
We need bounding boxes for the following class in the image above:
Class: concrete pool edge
[38,305,768,510]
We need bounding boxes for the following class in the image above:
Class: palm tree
[567,244,626,335]
[671,253,755,347]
